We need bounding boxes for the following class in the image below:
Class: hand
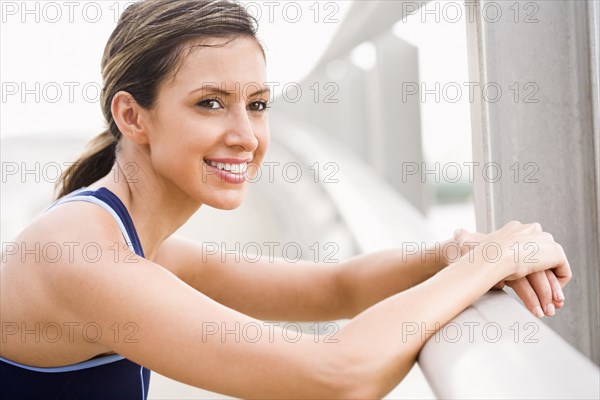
[453,223,572,317]
[505,272,565,317]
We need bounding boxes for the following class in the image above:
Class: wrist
[451,244,512,286]
[439,237,460,267]
[420,239,455,277]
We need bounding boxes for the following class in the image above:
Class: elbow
[330,369,387,399]
[314,346,389,399]
[340,384,384,400]
[315,372,381,399]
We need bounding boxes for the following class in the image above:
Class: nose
[223,106,259,152]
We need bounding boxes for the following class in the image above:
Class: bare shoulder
[3,199,132,278]
[0,200,137,365]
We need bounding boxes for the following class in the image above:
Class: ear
[111,91,150,145]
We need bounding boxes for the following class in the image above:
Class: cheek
[151,139,189,181]
[148,120,204,178]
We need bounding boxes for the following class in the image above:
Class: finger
[525,222,543,233]
[553,243,572,287]
[545,270,565,308]
[492,281,506,290]
[507,278,544,318]
[454,228,487,241]
[527,271,555,316]
[454,228,466,243]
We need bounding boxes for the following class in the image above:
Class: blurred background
[2,1,598,399]
[0,0,476,245]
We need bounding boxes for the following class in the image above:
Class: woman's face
[143,36,270,210]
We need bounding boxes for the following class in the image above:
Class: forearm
[331,255,510,398]
[337,239,455,318]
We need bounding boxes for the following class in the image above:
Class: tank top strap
[44,187,145,258]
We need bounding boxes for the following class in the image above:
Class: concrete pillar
[372,32,429,214]
[466,0,600,364]
[274,64,368,161]
[277,32,430,214]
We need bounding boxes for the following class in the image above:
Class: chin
[213,200,243,210]
[205,192,245,210]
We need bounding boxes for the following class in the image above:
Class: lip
[203,159,249,184]
[203,157,252,164]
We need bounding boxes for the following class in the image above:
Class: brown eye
[197,98,223,109]
[248,101,269,112]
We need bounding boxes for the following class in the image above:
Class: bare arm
[153,236,454,321]
[326,221,572,397]
[332,255,506,396]
[153,235,347,321]
[40,212,569,398]
[336,239,454,317]
[44,237,351,398]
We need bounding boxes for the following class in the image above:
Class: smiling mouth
[204,159,249,174]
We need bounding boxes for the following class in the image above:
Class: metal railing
[271,115,600,399]
[419,291,600,399]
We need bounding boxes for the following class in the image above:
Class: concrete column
[373,32,429,214]
[277,32,430,214]
[466,0,600,364]
[274,63,368,161]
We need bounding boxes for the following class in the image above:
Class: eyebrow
[189,84,270,97]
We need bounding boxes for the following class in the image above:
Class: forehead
[168,36,267,93]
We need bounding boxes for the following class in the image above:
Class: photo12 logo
[1,2,136,24]
[401,161,540,184]
[402,320,540,344]
[200,321,340,344]
[201,241,340,264]
[2,321,139,344]
[400,1,540,24]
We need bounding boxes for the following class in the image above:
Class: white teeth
[206,160,248,174]
[230,163,248,174]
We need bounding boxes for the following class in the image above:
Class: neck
[90,148,201,260]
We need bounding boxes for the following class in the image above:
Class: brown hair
[55,0,262,198]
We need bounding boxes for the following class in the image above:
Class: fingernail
[545,303,555,316]
[534,306,544,318]
[555,301,564,309]
[556,287,565,302]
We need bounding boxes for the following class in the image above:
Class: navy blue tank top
[0,187,151,399]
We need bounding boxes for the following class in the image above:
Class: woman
[0,0,571,398]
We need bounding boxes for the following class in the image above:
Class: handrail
[419,291,600,399]
[271,115,600,399]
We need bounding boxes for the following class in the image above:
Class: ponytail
[55,130,118,199]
